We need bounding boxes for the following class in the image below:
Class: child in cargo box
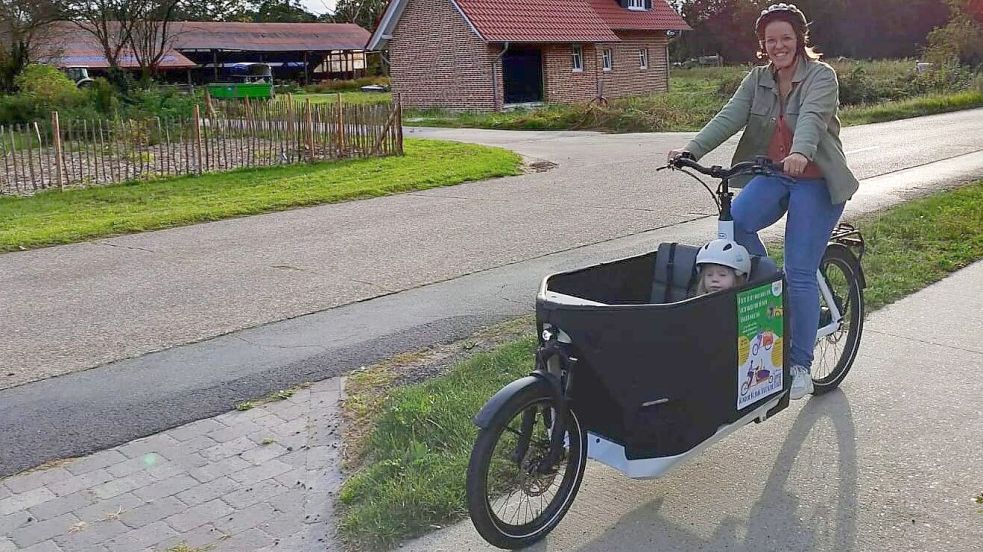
[695,239,751,295]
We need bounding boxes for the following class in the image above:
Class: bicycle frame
[679,157,866,343]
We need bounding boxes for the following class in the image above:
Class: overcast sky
[299,0,336,15]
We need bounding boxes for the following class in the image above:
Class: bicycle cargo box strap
[651,243,700,303]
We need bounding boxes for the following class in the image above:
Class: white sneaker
[789,365,814,400]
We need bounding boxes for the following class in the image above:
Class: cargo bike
[465,155,867,549]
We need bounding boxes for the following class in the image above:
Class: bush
[123,86,200,120]
[0,94,41,125]
[924,10,983,66]
[13,64,82,110]
[716,72,746,97]
[88,78,118,114]
[833,59,974,105]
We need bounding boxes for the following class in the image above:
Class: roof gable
[588,0,690,31]
[369,0,690,49]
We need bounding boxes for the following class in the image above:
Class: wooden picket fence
[0,95,403,195]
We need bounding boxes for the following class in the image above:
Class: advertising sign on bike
[737,281,785,409]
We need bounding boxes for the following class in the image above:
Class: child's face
[702,264,739,293]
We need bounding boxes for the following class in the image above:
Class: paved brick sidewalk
[0,378,344,551]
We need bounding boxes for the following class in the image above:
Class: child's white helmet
[696,239,751,277]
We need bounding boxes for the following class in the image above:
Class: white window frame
[628,0,646,10]
[639,47,649,70]
[602,48,613,71]
[572,44,584,72]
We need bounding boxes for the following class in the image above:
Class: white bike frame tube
[717,219,734,241]
[816,268,843,339]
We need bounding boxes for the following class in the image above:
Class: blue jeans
[731,176,846,369]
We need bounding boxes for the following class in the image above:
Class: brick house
[367,0,690,111]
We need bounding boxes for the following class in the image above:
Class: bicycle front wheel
[466,383,587,549]
[812,245,864,394]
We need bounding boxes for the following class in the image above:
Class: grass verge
[839,91,983,126]
[338,337,536,550]
[337,180,983,550]
[0,139,522,252]
[406,90,983,133]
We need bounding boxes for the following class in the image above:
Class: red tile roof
[587,0,691,31]
[368,0,691,49]
[454,0,619,42]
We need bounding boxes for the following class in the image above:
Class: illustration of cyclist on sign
[737,281,785,409]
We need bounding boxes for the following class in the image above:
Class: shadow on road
[572,390,859,551]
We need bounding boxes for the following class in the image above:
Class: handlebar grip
[670,154,701,171]
[753,155,785,174]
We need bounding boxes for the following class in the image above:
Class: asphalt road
[1,110,982,475]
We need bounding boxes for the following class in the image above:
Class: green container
[206,82,274,100]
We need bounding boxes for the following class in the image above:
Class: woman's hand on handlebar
[667,148,690,164]
[781,153,809,177]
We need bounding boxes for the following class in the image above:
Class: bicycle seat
[650,243,781,303]
[748,255,780,283]
[650,243,700,303]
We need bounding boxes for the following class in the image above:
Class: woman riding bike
[668,3,860,400]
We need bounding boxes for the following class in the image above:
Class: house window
[572,45,583,72]
[639,47,649,69]
[602,48,613,71]
[628,0,646,10]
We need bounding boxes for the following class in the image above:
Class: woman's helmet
[754,3,809,34]
[696,239,751,277]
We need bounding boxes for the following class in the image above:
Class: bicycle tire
[466,382,587,549]
[812,244,864,394]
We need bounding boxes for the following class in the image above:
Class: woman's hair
[755,9,821,61]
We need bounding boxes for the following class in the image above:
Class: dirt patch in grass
[340,316,534,471]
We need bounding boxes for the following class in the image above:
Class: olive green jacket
[685,59,859,205]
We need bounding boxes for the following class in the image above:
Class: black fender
[825,243,867,289]
[473,374,557,429]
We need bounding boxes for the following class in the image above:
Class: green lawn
[0,139,521,252]
[290,92,393,106]
[337,180,983,551]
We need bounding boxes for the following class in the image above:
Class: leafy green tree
[672,0,950,62]
[925,0,983,64]
[251,0,316,22]
[172,0,252,21]
[0,0,60,91]
[332,0,388,31]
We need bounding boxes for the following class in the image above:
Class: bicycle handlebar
[669,154,788,181]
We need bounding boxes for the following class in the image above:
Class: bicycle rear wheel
[466,383,587,549]
[812,245,864,394]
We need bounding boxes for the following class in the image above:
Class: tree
[60,0,145,76]
[60,0,184,84]
[672,0,950,62]
[925,0,983,64]
[129,0,181,80]
[172,0,252,21]
[0,0,60,91]
[251,0,316,22]
[332,0,388,31]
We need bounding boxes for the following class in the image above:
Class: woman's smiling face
[763,20,798,70]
